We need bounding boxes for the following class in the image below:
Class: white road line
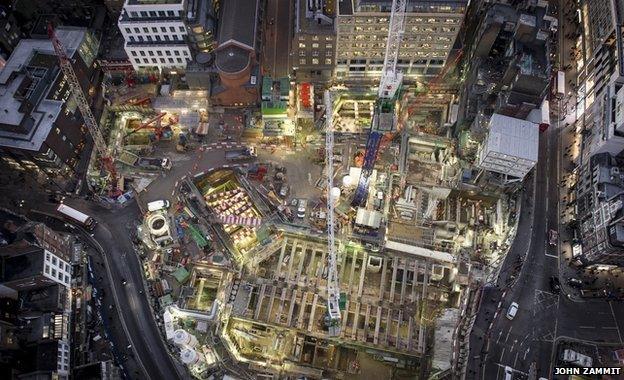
[578,326,595,329]
[496,330,503,344]
[499,347,506,361]
[523,347,530,360]
[545,253,558,258]
[513,352,519,367]
[505,327,513,343]
[602,326,618,330]
[608,302,624,344]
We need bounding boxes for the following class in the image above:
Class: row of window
[336,58,445,66]
[299,58,332,65]
[298,35,333,41]
[130,49,189,57]
[132,57,190,64]
[340,16,461,24]
[299,50,333,57]
[345,34,455,42]
[298,43,333,49]
[339,42,450,50]
[127,34,184,43]
[127,9,180,18]
[338,50,446,59]
[124,25,185,35]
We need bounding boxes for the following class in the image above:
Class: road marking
[608,302,624,344]
[510,339,517,352]
[496,330,503,344]
[499,347,505,361]
[505,326,513,343]
[545,253,558,258]
[602,326,618,330]
[513,352,519,367]
[523,347,530,360]
[578,326,595,329]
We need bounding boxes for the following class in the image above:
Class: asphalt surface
[263,0,293,78]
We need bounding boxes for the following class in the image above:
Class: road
[263,0,293,78]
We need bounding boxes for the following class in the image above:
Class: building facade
[118,0,192,72]
[335,0,467,82]
[291,0,336,83]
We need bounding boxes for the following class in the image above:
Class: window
[161,26,166,32]
[299,43,306,48]
[45,265,50,274]
[325,58,332,65]
[299,51,306,56]
[129,36,135,42]
[312,58,319,64]
[165,50,171,56]
[160,58,165,63]
[143,58,149,63]
[146,35,152,42]
[157,50,163,56]
[174,50,180,56]
[167,10,175,17]
[168,57,174,63]
[64,275,69,283]
[52,256,57,265]
[151,58,157,63]
[149,11,156,17]
[137,35,144,42]
[179,26,185,32]
[125,28,131,34]
[139,51,146,56]
[155,35,161,41]
[147,50,154,56]
[133,27,140,33]
[312,43,319,48]
[326,50,332,56]
[140,11,147,17]
[177,58,183,63]
[183,50,189,56]
[151,27,157,33]
[169,26,175,32]
[51,268,57,277]
[142,27,148,33]
[325,44,332,49]
[299,58,306,64]
[158,11,166,17]
[164,35,170,41]
[129,11,137,18]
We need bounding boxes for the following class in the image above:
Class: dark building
[0,5,22,58]
[210,0,260,107]
[575,152,624,267]
[457,1,554,128]
[0,27,101,184]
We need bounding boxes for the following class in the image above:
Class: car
[548,229,558,246]
[567,278,583,288]
[549,276,561,293]
[506,302,519,320]
[504,366,513,380]
[279,184,290,198]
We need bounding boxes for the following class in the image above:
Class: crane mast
[47,24,117,186]
[324,90,341,336]
[352,0,407,206]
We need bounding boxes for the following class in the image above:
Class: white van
[297,199,307,218]
[147,200,170,212]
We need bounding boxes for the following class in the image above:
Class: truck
[118,150,171,170]
[556,71,565,98]
[225,147,256,161]
[56,204,97,230]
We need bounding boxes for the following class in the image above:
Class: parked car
[279,184,290,198]
[567,278,583,288]
[548,229,558,246]
[297,199,307,218]
[506,302,519,320]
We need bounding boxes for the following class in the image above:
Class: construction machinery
[125,112,177,142]
[47,23,120,196]
[351,0,407,206]
[324,90,341,336]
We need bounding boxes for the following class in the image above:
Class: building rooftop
[0,249,45,283]
[0,28,86,152]
[217,0,258,50]
[484,113,539,163]
[296,0,334,34]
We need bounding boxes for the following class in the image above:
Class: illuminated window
[312,58,319,64]
[325,58,332,65]
[299,43,306,48]
[299,58,306,64]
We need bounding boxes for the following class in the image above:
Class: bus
[56,204,97,231]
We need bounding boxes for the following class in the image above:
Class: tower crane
[324,90,341,336]
[47,24,118,195]
[352,0,407,206]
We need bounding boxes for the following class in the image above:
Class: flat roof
[484,113,539,162]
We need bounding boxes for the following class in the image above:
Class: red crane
[47,23,120,196]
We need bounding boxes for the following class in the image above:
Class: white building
[477,113,539,179]
[118,0,192,72]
